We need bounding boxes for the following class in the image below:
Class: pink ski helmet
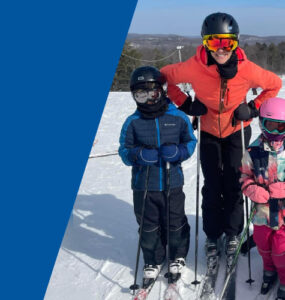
[259,97,285,142]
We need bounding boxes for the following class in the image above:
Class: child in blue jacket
[119,66,197,286]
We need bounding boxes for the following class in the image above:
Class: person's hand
[129,147,158,166]
[159,144,180,162]
[178,96,192,115]
[188,97,208,116]
[269,182,285,199]
[178,97,207,116]
[159,143,189,162]
[233,100,258,125]
[243,184,269,203]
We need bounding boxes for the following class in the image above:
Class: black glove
[178,96,192,115]
[189,97,207,116]
[178,96,207,116]
[232,100,258,126]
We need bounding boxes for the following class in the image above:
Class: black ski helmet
[201,12,239,37]
[130,66,166,91]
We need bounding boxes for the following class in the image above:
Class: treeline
[111,41,285,91]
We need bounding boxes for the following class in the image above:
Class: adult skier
[160,12,281,274]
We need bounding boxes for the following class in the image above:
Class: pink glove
[269,182,285,199]
[243,184,269,203]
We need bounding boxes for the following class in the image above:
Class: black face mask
[136,95,168,119]
[207,50,238,79]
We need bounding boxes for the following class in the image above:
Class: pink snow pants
[253,225,285,284]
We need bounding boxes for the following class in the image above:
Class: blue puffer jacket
[119,101,197,191]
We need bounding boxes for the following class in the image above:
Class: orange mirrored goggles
[203,34,239,52]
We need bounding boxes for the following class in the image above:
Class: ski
[164,273,182,300]
[133,265,164,300]
[199,255,220,300]
[221,255,237,300]
[133,278,158,300]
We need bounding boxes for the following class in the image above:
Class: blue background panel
[0,0,137,299]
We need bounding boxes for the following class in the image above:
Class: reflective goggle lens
[262,118,285,135]
[133,88,161,104]
[203,34,238,52]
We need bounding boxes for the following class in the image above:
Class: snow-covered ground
[45,78,285,300]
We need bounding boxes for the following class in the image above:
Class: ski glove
[178,96,207,116]
[159,144,189,163]
[243,183,269,204]
[178,96,192,115]
[189,97,208,116]
[269,182,285,199]
[232,100,258,126]
[129,147,158,166]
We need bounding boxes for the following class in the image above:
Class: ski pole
[219,207,256,299]
[241,121,254,285]
[191,116,201,286]
[130,165,151,294]
[165,161,171,284]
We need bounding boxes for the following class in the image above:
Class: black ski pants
[200,126,251,239]
[133,187,190,265]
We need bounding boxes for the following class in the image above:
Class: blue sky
[129,0,285,36]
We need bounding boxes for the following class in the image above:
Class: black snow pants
[200,125,251,239]
[133,187,190,265]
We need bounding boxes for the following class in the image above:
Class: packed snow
[45,78,285,300]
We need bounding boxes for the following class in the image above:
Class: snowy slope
[45,79,285,300]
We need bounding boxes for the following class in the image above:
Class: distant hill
[127,33,285,49]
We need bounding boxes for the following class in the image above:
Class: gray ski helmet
[201,12,239,37]
[130,66,166,90]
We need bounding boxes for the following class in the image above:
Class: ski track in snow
[45,79,285,300]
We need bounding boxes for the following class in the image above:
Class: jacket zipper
[155,118,162,191]
[218,78,228,138]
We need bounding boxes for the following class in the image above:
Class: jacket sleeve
[240,151,255,188]
[248,62,282,109]
[167,84,188,106]
[118,116,136,166]
[161,58,195,86]
[178,112,197,161]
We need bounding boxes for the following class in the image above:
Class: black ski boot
[225,235,240,272]
[205,238,219,257]
[276,284,285,300]
[260,270,277,294]
[205,238,220,274]
[225,235,240,256]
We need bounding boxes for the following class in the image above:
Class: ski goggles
[132,83,162,104]
[203,34,238,52]
[262,118,285,135]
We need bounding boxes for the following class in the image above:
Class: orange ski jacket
[161,45,282,138]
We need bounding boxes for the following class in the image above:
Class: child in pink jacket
[241,97,285,299]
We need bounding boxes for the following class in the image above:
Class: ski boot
[142,264,162,288]
[168,257,185,283]
[205,238,220,275]
[225,235,240,256]
[225,235,240,271]
[260,270,277,294]
[276,284,285,300]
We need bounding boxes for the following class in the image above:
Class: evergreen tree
[111,42,142,91]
